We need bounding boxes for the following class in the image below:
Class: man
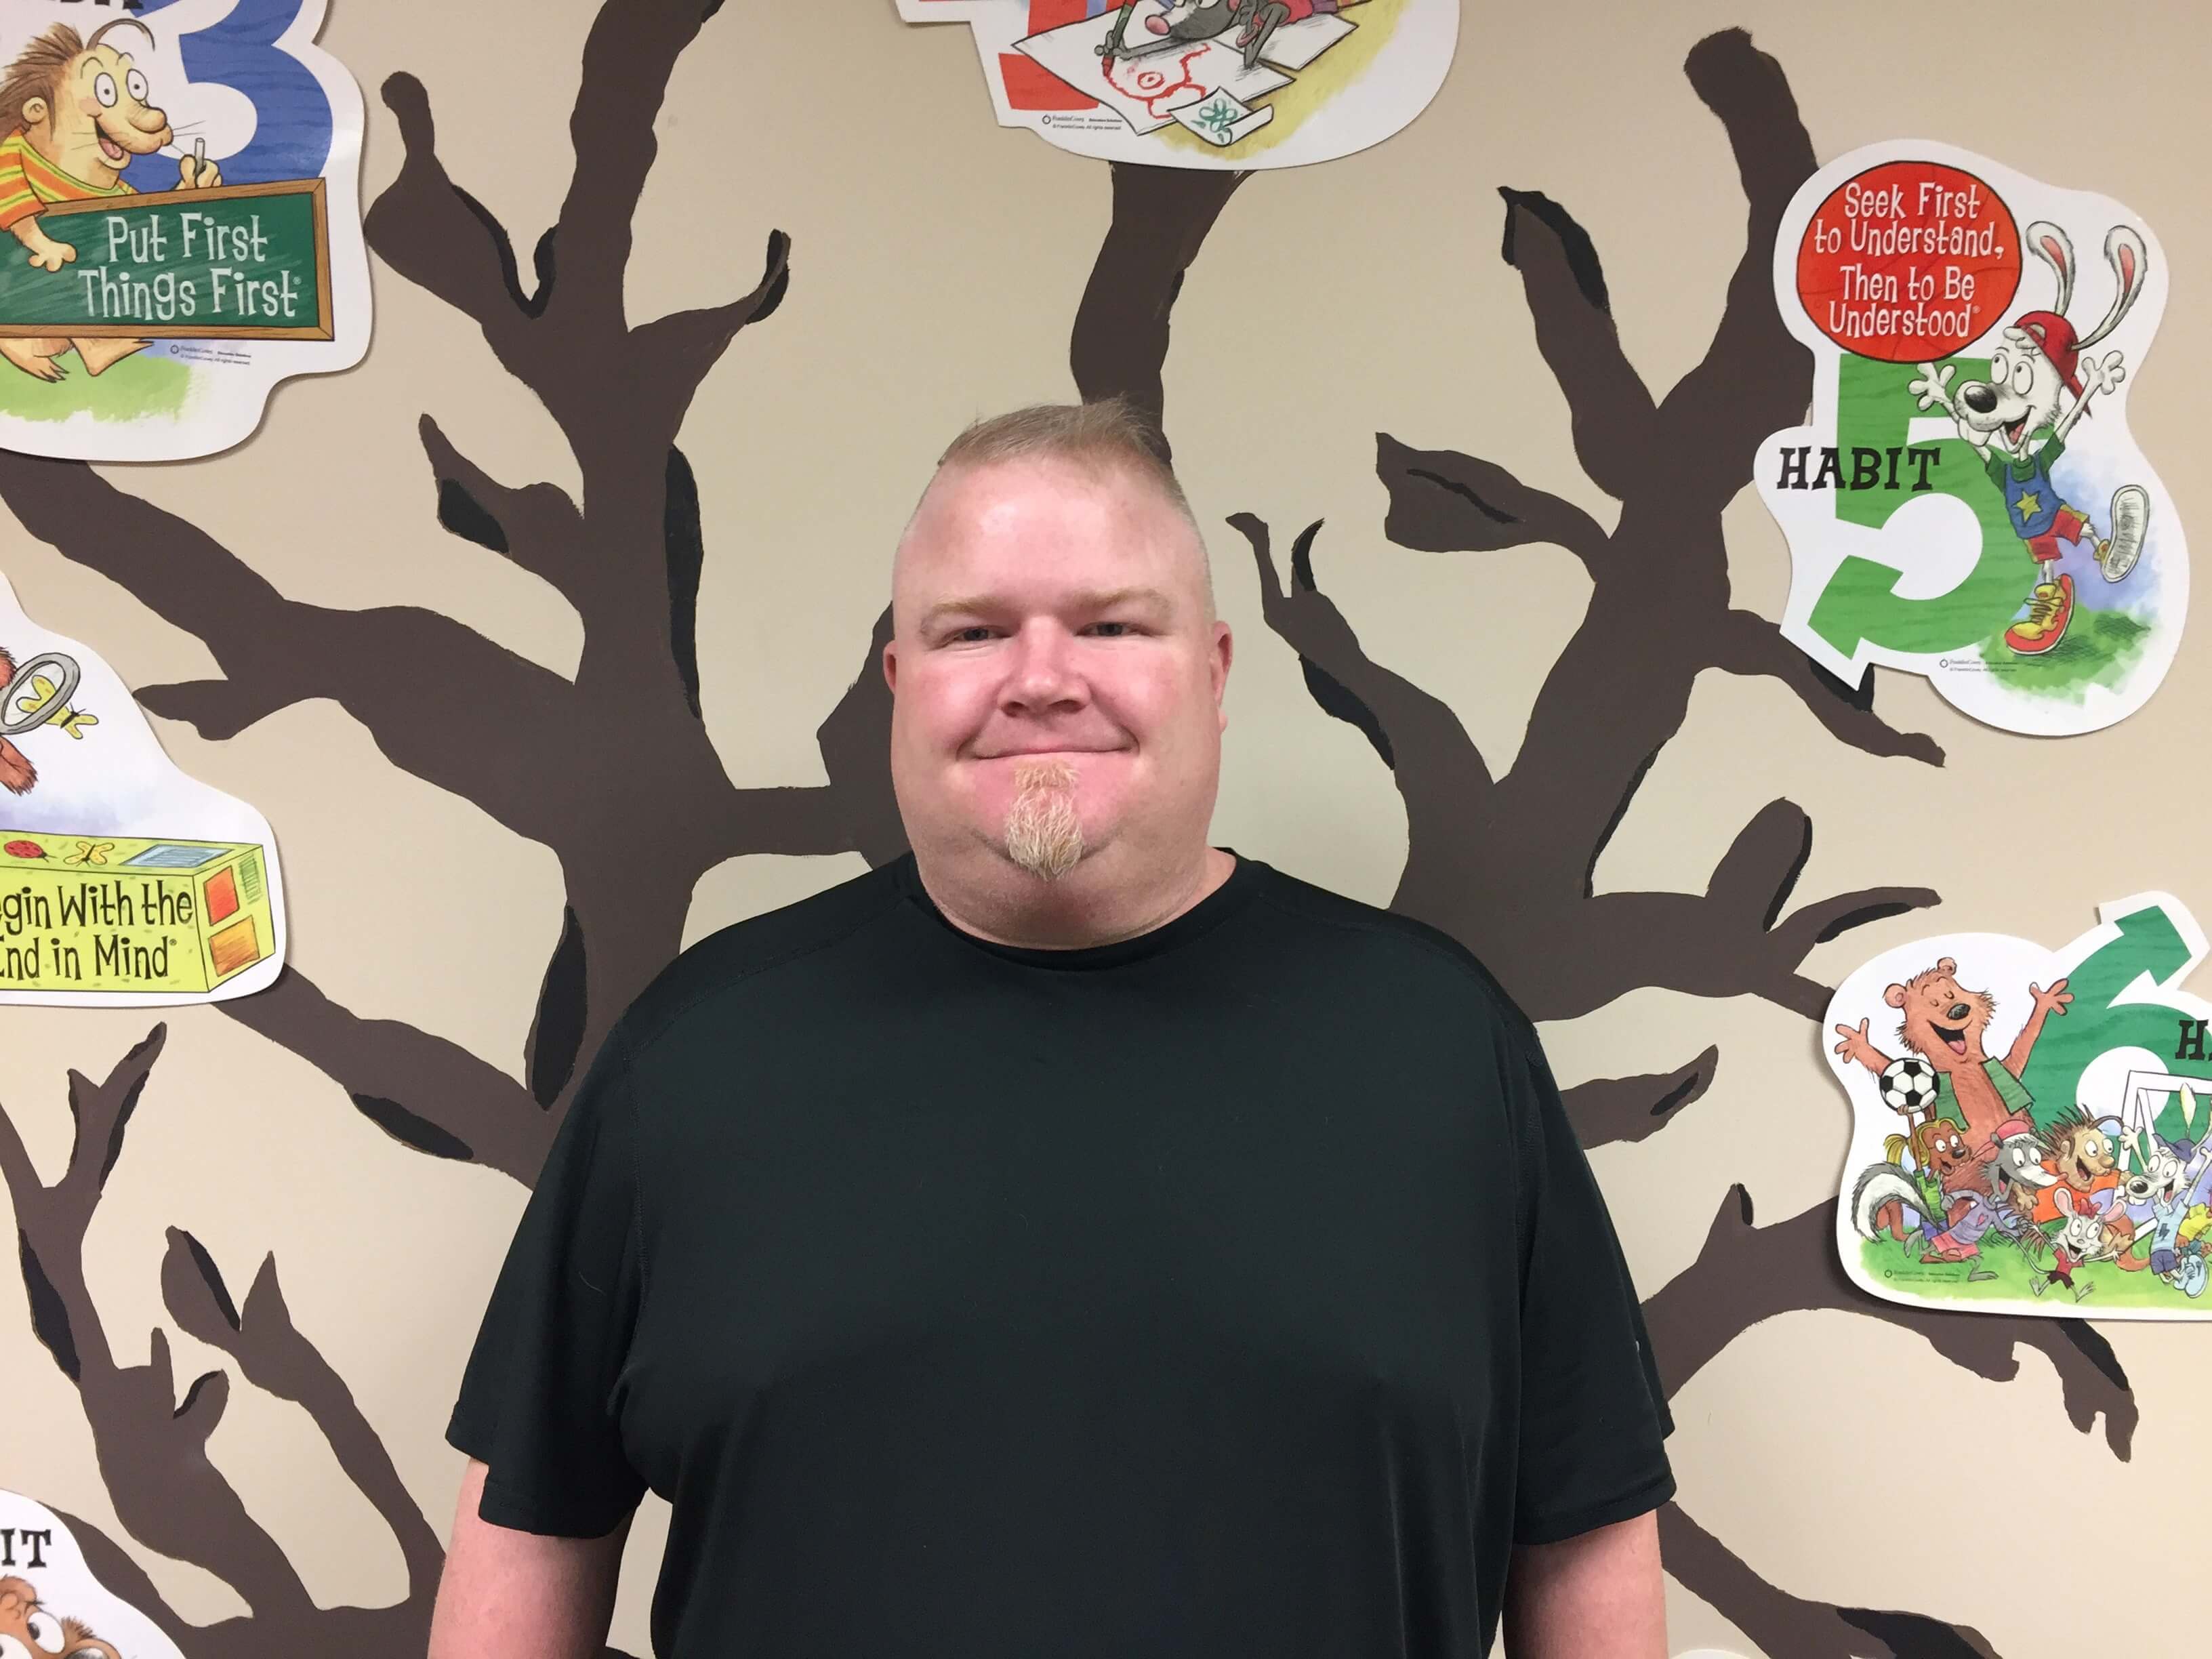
[432,401,1673,1658]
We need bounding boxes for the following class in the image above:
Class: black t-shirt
[449,851,1673,1657]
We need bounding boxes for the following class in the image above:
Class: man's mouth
[2004,416,2028,447]
[96,129,126,162]
[1931,1021,1969,1056]
[2073,1155,2096,1185]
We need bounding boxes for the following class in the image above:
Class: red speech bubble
[1795,161,2022,362]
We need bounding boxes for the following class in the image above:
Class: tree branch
[1497,188,1656,501]
[1660,28,1820,496]
[1071,163,1249,459]
[632,228,793,395]
[547,0,728,338]
[162,1237,442,1601]
[1232,512,1485,787]
[365,74,543,350]
[1715,608,1946,765]
[1644,1188,2137,1458]
[220,969,550,1185]
[815,605,909,869]
[1374,432,1610,571]
[418,414,588,601]
[1659,1502,2000,1659]
[1,1029,316,1622]
[1561,1048,1719,1149]
[0,453,581,835]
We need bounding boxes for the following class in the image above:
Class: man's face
[884,454,1231,884]
[33,45,173,176]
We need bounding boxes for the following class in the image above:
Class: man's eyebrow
[917,587,1175,631]
[917,596,998,631]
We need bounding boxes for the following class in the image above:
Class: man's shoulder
[614,856,908,1058]
[1246,858,1534,1040]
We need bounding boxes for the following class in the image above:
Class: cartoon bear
[1835,956,2072,1151]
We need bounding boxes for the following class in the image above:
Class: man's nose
[1002,623,1086,711]
[129,106,168,134]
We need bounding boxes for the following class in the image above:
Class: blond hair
[925,398,1214,614]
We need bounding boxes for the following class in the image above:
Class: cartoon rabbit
[1909,220,2152,655]
[2036,1186,2106,1301]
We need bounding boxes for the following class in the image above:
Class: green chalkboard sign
[0,178,333,341]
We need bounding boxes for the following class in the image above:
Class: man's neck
[914,844,1236,950]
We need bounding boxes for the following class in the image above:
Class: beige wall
[2,3,2206,1654]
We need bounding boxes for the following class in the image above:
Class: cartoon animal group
[1837,958,2212,1302]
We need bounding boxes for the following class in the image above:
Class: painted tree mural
[0,6,2144,1657]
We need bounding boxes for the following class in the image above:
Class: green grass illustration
[1981,607,2152,702]
[1859,1232,2198,1311]
[0,346,191,424]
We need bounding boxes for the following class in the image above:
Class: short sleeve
[1506,1033,1675,1547]
[446,1035,648,1537]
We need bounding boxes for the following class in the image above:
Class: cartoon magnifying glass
[1,650,82,735]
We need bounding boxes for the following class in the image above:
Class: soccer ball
[1879,1054,1940,1115]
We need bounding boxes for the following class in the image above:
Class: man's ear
[881,637,897,693]
[1211,620,1233,720]
[21,96,47,127]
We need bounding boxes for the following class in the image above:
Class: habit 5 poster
[1757,142,2183,736]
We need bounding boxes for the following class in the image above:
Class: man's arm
[1501,1510,1664,1659]
[428,1459,632,1659]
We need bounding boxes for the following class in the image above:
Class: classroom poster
[1757,142,2184,735]
[0,0,369,461]
[0,568,284,1004]
[898,0,1456,165]
[1829,893,2212,1319]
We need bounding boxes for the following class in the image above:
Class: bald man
[432,399,1673,1659]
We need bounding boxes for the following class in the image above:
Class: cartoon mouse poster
[0,0,369,462]
[1828,893,2212,1319]
[897,0,1457,166]
[1756,140,2184,737]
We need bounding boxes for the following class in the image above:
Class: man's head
[885,399,1231,903]
[0,22,172,185]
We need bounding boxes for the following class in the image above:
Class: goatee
[1003,758,1084,881]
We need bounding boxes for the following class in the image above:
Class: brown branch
[815,604,909,869]
[1374,432,1610,571]
[632,228,793,392]
[1659,1502,2000,1659]
[162,1236,441,1602]
[1071,163,1249,459]
[363,75,541,348]
[0,453,580,836]
[1715,608,1946,764]
[220,968,550,1185]
[370,1,781,452]
[1561,1048,1718,1149]
[1233,514,1483,785]
[1497,188,1657,501]
[1660,28,1820,499]
[418,414,589,600]
[546,0,727,340]
[48,1509,195,1652]
[1644,1187,2137,1458]
[0,1028,316,1624]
